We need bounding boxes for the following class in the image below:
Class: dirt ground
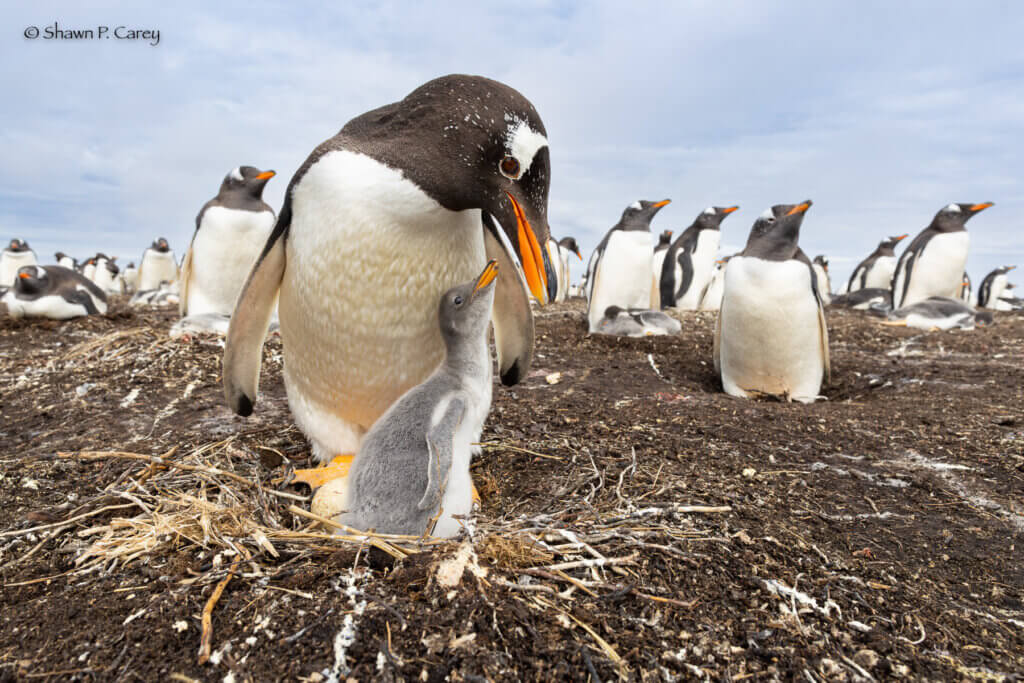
[1,298,1022,682]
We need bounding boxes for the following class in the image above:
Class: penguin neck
[441,327,490,388]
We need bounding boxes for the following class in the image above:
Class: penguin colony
[4,74,1019,539]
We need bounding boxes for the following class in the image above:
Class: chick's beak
[505,191,548,302]
[473,259,499,294]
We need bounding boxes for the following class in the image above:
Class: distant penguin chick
[715,201,829,403]
[884,296,992,330]
[337,260,499,538]
[595,305,681,337]
[2,265,107,319]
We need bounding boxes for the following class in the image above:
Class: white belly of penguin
[720,257,824,401]
[279,150,488,459]
[139,252,178,290]
[2,289,97,320]
[812,264,831,304]
[557,246,573,302]
[432,384,490,538]
[652,249,668,285]
[188,207,275,316]
[863,255,895,289]
[1,252,37,286]
[677,231,720,309]
[699,266,725,311]
[899,232,968,307]
[588,231,653,330]
[986,275,1008,309]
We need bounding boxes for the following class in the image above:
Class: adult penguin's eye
[499,155,520,178]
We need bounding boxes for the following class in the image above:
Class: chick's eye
[453,295,464,306]
[499,155,520,178]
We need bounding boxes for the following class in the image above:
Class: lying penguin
[883,296,993,330]
[335,261,499,538]
[2,265,107,319]
[831,287,892,312]
[594,305,681,337]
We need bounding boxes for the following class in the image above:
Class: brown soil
[1,299,1022,682]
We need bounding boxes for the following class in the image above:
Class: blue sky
[3,1,1023,289]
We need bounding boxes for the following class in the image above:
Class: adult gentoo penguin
[812,255,832,304]
[555,237,582,302]
[891,203,993,309]
[978,265,1016,309]
[651,229,673,284]
[1,239,37,286]
[223,74,550,484]
[337,261,499,537]
[92,255,123,294]
[846,234,907,292]
[659,206,738,309]
[180,166,276,317]
[1,265,107,319]
[543,237,561,303]
[586,199,670,331]
[959,272,972,304]
[122,262,139,293]
[698,257,729,311]
[55,252,76,270]
[137,238,178,291]
[715,201,829,402]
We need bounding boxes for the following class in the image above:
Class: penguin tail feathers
[223,233,286,415]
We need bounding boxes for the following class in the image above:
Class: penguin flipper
[713,300,723,375]
[419,396,466,511]
[178,246,193,316]
[483,214,535,386]
[817,299,830,385]
[223,229,286,416]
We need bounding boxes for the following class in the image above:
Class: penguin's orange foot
[292,454,354,490]
[472,481,480,504]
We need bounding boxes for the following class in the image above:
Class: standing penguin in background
[698,257,729,311]
[55,252,76,270]
[586,199,670,331]
[978,265,1016,309]
[1,265,107,319]
[180,166,276,318]
[846,235,907,292]
[555,237,582,302]
[122,262,139,293]
[336,261,499,538]
[92,256,123,294]
[1,239,37,286]
[651,229,673,286]
[891,203,993,309]
[543,237,561,304]
[812,255,832,304]
[715,201,829,403]
[660,206,738,309]
[223,75,551,488]
[138,238,178,291]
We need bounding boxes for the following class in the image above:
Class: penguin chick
[337,260,499,538]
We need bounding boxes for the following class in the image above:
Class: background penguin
[81,256,97,281]
[54,252,76,270]
[884,296,993,330]
[831,287,892,312]
[846,235,907,292]
[543,237,560,303]
[715,201,829,403]
[180,166,276,317]
[595,305,681,337]
[812,255,832,304]
[555,237,582,302]
[978,265,1015,309]
[92,255,124,294]
[2,265,107,319]
[336,261,498,537]
[1,239,37,286]
[137,237,178,291]
[122,262,139,293]
[959,272,973,304]
[659,205,738,309]
[651,229,673,285]
[698,257,730,311]
[586,199,670,331]
[997,283,1024,311]
[223,74,552,488]
[892,203,992,309]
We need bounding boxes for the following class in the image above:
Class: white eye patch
[703,207,716,215]
[630,201,642,210]
[230,167,244,182]
[504,118,548,179]
[945,203,960,212]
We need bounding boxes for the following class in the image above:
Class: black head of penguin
[880,234,908,254]
[7,239,29,252]
[929,202,993,232]
[656,230,674,248]
[615,200,671,232]
[813,255,829,271]
[690,206,739,232]
[55,251,67,261]
[743,200,813,260]
[105,260,119,276]
[338,74,552,301]
[14,266,46,295]
[151,238,170,252]
[558,236,583,259]
[219,166,276,200]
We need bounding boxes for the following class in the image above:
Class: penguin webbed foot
[292,453,355,489]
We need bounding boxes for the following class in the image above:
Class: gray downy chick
[336,260,499,538]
